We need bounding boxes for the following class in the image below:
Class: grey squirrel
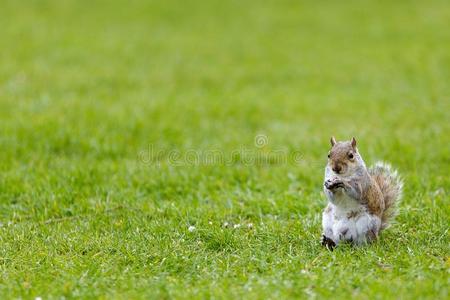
[322,137,403,250]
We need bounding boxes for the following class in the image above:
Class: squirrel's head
[327,137,365,175]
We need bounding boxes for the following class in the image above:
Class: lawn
[0,0,449,298]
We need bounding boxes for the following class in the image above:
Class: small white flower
[208,221,213,225]
[35,297,43,300]
[223,222,229,228]
[233,224,241,229]
[247,223,254,229]
[188,226,196,232]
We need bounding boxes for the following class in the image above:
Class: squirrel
[321,137,403,250]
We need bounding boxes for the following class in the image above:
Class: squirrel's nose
[332,165,342,174]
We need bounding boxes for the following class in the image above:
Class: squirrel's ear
[351,137,357,148]
[330,136,337,146]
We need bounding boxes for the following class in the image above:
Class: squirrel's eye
[327,153,331,158]
[348,153,354,159]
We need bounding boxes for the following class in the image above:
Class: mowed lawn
[0,0,449,298]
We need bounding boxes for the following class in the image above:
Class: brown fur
[369,162,403,229]
[328,141,355,160]
[363,177,384,217]
[328,141,357,174]
[347,211,358,219]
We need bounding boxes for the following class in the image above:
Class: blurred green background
[0,0,448,298]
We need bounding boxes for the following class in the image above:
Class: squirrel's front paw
[324,179,344,190]
[321,235,336,251]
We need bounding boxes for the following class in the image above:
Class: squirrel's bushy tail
[369,162,403,229]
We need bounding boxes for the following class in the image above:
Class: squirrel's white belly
[322,191,381,245]
[332,211,380,245]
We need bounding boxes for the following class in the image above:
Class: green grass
[0,0,449,298]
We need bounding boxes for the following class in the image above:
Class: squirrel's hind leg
[354,213,382,245]
[321,204,338,250]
